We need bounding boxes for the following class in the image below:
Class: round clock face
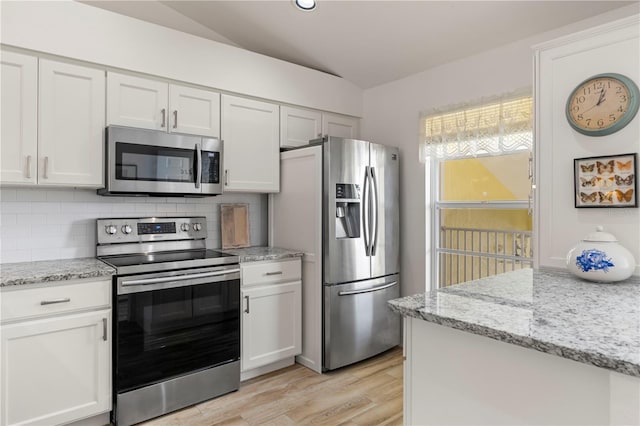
[566,73,639,136]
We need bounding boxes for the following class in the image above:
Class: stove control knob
[181,223,191,232]
[121,225,132,235]
[105,225,117,235]
[193,223,202,232]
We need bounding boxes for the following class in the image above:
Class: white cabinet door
[280,106,322,148]
[169,84,220,137]
[0,309,111,426]
[1,51,38,184]
[38,59,105,187]
[107,72,168,131]
[222,94,280,192]
[241,282,302,371]
[322,112,360,139]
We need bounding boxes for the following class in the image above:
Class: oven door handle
[121,269,240,287]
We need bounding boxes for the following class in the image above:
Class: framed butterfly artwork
[574,153,637,208]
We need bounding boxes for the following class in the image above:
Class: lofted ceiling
[81,1,636,89]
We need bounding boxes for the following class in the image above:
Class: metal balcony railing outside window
[437,225,533,287]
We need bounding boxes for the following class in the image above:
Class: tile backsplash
[0,187,267,263]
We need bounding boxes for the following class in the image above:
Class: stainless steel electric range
[96,216,240,426]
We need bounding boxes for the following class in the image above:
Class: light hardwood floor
[141,347,403,426]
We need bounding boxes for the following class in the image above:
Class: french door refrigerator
[322,136,400,370]
[270,136,400,372]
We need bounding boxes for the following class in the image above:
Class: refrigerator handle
[370,166,379,255]
[362,166,370,256]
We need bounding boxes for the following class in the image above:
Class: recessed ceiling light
[294,0,316,11]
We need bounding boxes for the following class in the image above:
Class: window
[421,93,533,288]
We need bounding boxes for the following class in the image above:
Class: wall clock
[565,73,639,136]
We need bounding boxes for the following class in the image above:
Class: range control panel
[97,217,206,245]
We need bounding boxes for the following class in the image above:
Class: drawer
[241,258,301,287]
[1,279,111,323]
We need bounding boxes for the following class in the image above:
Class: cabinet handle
[244,295,250,314]
[43,156,49,179]
[102,318,108,341]
[225,169,229,186]
[26,155,32,179]
[173,110,178,129]
[40,297,70,305]
[265,271,283,276]
[161,108,166,128]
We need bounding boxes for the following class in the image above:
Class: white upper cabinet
[107,72,220,137]
[169,84,220,137]
[0,51,38,184]
[222,94,280,192]
[280,106,322,149]
[322,112,360,139]
[107,72,168,131]
[280,106,361,149]
[38,59,105,187]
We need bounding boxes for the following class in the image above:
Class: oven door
[115,265,240,393]
[104,126,221,195]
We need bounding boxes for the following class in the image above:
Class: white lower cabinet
[0,280,111,426]
[240,258,301,376]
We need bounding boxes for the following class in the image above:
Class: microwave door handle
[195,143,202,189]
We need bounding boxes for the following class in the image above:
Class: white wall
[0,188,267,263]
[536,17,640,273]
[361,5,639,296]
[0,1,362,117]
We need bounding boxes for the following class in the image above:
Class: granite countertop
[0,257,116,288]
[220,246,304,263]
[389,268,640,377]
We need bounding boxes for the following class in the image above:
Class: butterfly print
[616,160,632,171]
[580,177,597,187]
[614,174,634,186]
[614,189,634,203]
[580,163,595,173]
[595,176,614,188]
[597,160,615,174]
[580,192,598,203]
[598,191,614,204]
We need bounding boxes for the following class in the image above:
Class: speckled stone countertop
[220,246,304,263]
[389,268,640,377]
[1,258,116,288]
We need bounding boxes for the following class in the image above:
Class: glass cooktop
[99,249,238,274]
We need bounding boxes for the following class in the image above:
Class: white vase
[566,226,637,283]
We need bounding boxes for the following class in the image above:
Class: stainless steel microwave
[99,126,223,197]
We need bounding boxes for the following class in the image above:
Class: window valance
[419,91,533,161]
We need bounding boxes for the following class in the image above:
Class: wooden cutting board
[220,203,250,249]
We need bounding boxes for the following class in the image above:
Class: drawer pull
[244,295,250,314]
[265,271,283,276]
[102,318,108,341]
[40,298,71,306]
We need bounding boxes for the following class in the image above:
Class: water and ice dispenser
[335,183,360,239]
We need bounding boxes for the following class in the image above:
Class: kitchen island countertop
[389,268,640,377]
[220,246,304,263]
[0,257,116,288]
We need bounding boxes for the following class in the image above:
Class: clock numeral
[575,96,586,104]
[620,95,627,102]
[577,114,583,121]
[583,87,591,96]
[609,114,616,122]
[618,106,625,113]
[572,105,579,113]
[597,119,604,128]
[616,86,623,94]
[586,119,592,127]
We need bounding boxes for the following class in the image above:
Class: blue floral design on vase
[575,249,615,273]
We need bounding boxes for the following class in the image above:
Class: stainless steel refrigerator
[271,136,400,372]
[321,136,400,371]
